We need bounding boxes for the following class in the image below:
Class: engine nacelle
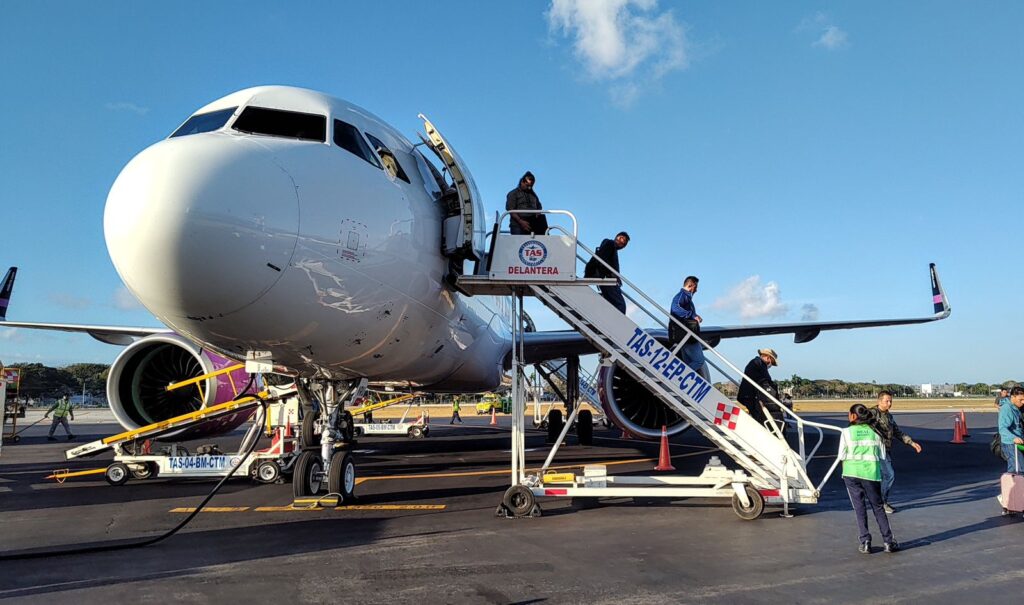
[597,362,690,440]
[107,333,254,438]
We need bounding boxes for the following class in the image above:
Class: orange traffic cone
[949,416,965,444]
[489,406,498,426]
[959,409,970,437]
[654,425,676,471]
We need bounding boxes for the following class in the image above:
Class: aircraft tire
[293,450,324,498]
[327,451,356,502]
[546,409,563,444]
[301,411,320,449]
[576,410,593,446]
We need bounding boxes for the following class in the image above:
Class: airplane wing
[520,263,950,364]
[0,266,170,345]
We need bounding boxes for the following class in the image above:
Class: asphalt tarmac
[0,411,1019,604]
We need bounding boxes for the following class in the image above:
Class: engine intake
[597,362,690,440]
[107,333,253,437]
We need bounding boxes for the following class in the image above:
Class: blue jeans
[879,456,895,502]
[843,476,894,544]
[682,341,708,380]
[1003,443,1022,473]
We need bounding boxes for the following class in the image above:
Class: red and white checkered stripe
[714,402,741,430]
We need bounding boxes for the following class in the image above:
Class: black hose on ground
[0,376,263,561]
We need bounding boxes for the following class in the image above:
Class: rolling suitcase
[1000,445,1024,514]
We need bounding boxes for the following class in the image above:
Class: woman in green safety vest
[839,403,897,554]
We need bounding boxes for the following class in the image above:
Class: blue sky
[1,1,1021,384]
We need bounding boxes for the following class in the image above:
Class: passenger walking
[839,403,897,554]
[867,391,923,513]
[584,232,630,313]
[505,171,544,235]
[44,396,75,441]
[736,349,780,429]
[997,387,1024,473]
[995,387,1010,408]
[450,396,464,425]
[667,276,707,379]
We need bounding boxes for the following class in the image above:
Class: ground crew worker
[584,232,630,313]
[450,396,463,425]
[505,171,544,235]
[737,349,780,429]
[668,276,706,378]
[867,390,922,513]
[839,403,897,554]
[44,396,75,441]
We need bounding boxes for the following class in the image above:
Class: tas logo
[518,240,548,267]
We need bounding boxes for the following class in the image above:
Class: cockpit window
[364,133,410,183]
[333,120,382,168]
[232,107,326,142]
[170,107,237,138]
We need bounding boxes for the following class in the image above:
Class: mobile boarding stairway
[458,210,844,520]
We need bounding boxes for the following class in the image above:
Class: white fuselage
[104,87,511,390]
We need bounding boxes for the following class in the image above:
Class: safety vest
[53,399,72,418]
[840,424,883,482]
[452,400,461,412]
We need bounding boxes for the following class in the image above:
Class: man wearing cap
[506,171,544,235]
[737,349,781,430]
[584,232,630,313]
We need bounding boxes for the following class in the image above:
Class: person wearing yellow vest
[44,395,76,441]
[839,403,897,554]
[450,396,463,425]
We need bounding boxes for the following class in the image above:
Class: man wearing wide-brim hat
[737,348,781,430]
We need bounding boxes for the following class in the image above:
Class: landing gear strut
[293,378,366,502]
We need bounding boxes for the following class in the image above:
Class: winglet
[930,263,951,318]
[0,266,16,321]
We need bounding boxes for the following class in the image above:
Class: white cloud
[798,13,849,51]
[112,286,143,311]
[0,328,25,341]
[105,101,150,115]
[814,26,849,50]
[711,276,789,320]
[48,292,92,310]
[547,0,689,105]
[801,303,820,322]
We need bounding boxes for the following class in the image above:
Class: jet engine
[106,333,254,438]
[597,362,690,440]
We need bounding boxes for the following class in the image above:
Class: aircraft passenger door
[418,114,485,265]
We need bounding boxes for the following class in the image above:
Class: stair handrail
[549,225,842,491]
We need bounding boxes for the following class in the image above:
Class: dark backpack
[993,432,1007,460]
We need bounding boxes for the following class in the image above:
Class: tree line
[715,374,1021,399]
[4,363,109,399]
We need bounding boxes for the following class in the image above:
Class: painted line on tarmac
[169,506,250,513]
[356,447,719,484]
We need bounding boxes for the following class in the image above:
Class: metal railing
[544,222,844,494]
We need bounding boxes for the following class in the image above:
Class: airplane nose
[104,136,299,321]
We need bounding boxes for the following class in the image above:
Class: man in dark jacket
[584,232,630,313]
[505,171,544,235]
[867,390,922,513]
[737,349,780,429]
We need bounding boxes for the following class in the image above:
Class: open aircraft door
[418,114,486,266]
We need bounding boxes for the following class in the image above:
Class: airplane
[0,86,951,474]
